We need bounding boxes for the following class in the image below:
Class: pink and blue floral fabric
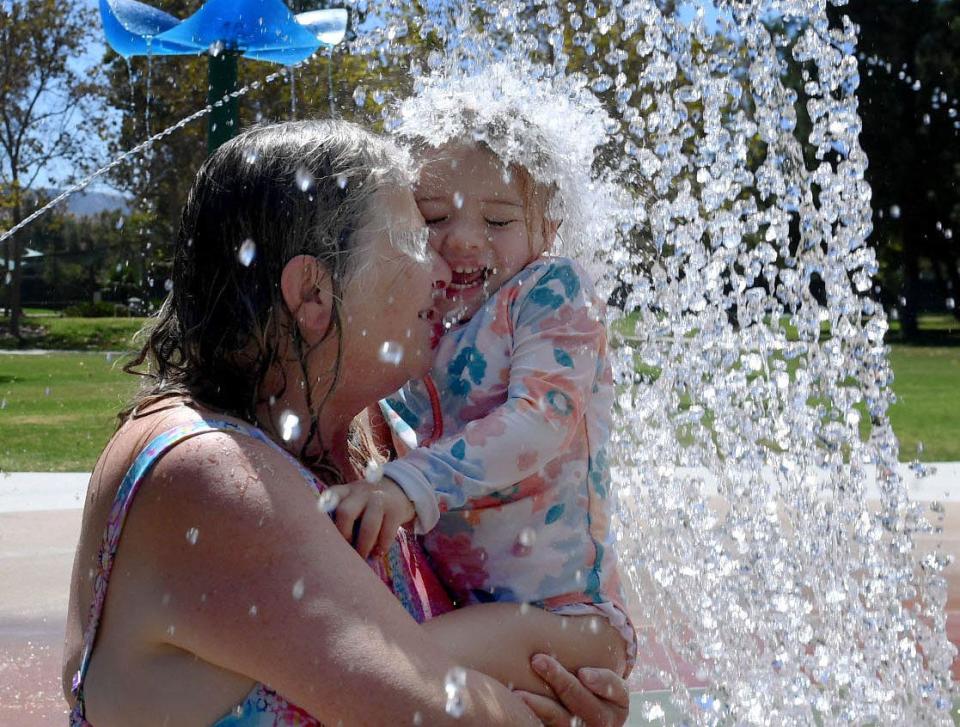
[381,257,629,622]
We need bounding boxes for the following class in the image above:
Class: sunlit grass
[0,352,139,471]
[0,313,957,471]
[0,316,148,350]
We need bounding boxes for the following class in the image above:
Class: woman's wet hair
[121,120,411,473]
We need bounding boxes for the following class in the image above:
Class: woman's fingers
[353,496,384,559]
[514,690,576,726]
[531,654,628,727]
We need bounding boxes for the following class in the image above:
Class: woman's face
[339,185,451,395]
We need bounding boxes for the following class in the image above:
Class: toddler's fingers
[334,493,364,544]
[375,509,404,558]
[354,499,384,559]
[514,690,573,726]
[577,668,629,708]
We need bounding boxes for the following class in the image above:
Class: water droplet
[512,527,537,556]
[353,86,367,107]
[43,387,51,396]
[249,605,258,617]
[644,703,665,720]
[889,205,901,219]
[279,411,301,442]
[364,459,384,484]
[379,341,404,365]
[238,238,256,267]
[453,191,464,208]
[336,173,348,189]
[946,298,955,311]
[317,489,340,512]
[185,527,199,545]
[208,40,225,57]
[292,578,305,600]
[164,279,173,292]
[444,666,467,718]
[115,217,124,230]
[296,167,314,193]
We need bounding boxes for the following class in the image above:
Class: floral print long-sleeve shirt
[381,256,627,611]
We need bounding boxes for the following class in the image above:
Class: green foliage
[0,0,104,338]
[834,1,960,335]
[62,301,131,318]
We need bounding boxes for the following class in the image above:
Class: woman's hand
[514,654,630,727]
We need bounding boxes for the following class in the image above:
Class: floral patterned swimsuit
[381,257,635,658]
[70,419,453,726]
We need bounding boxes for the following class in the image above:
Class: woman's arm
[422,602,628,695]
[126,430,539,726]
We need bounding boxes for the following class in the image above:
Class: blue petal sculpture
[100,0,348,65]
[101,0,349,150]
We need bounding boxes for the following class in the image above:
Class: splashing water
[341,0,955,722]
[378,341,405,366]
[0,55,314,246]
[444,666,467,718]
[278,410,301,443]
[237,238,257,267]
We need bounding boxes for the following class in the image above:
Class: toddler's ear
[280,254,333,344]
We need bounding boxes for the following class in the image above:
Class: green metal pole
[208,52,239,154]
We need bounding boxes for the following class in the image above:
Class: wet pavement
[1,467,958,725]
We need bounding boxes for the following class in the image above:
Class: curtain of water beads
[343,0,954,723]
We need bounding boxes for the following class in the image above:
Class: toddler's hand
[326,477,415,559]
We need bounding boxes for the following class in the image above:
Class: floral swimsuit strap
[71,419,317,726]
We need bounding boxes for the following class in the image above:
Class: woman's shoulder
[90,404,319,549]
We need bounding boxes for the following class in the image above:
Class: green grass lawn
[0,316,147,351]
[0,352,140,471]
[0,310,957,470]
[886,346,960,461]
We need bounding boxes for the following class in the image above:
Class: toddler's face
[415,144,544,325]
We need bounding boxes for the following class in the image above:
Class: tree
[834,0,960,336]
[0,0,102,340]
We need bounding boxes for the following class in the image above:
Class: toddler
[330,69,635,692]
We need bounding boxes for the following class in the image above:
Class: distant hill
[59,190,131,217]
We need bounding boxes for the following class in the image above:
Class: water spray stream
[0,57,314,246]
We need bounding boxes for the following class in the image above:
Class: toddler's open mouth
[448,265,490,292]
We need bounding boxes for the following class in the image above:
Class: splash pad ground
[2,468,959,726]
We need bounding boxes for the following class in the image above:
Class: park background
[1,0,958,472]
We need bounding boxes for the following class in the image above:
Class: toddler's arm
[422,602,628,696]
[384,261,612,532]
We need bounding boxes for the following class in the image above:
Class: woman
[62,120,629,725]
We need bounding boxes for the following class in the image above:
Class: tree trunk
[8,195,24,341]
[2,235,9,316]
[944,250,960,322]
